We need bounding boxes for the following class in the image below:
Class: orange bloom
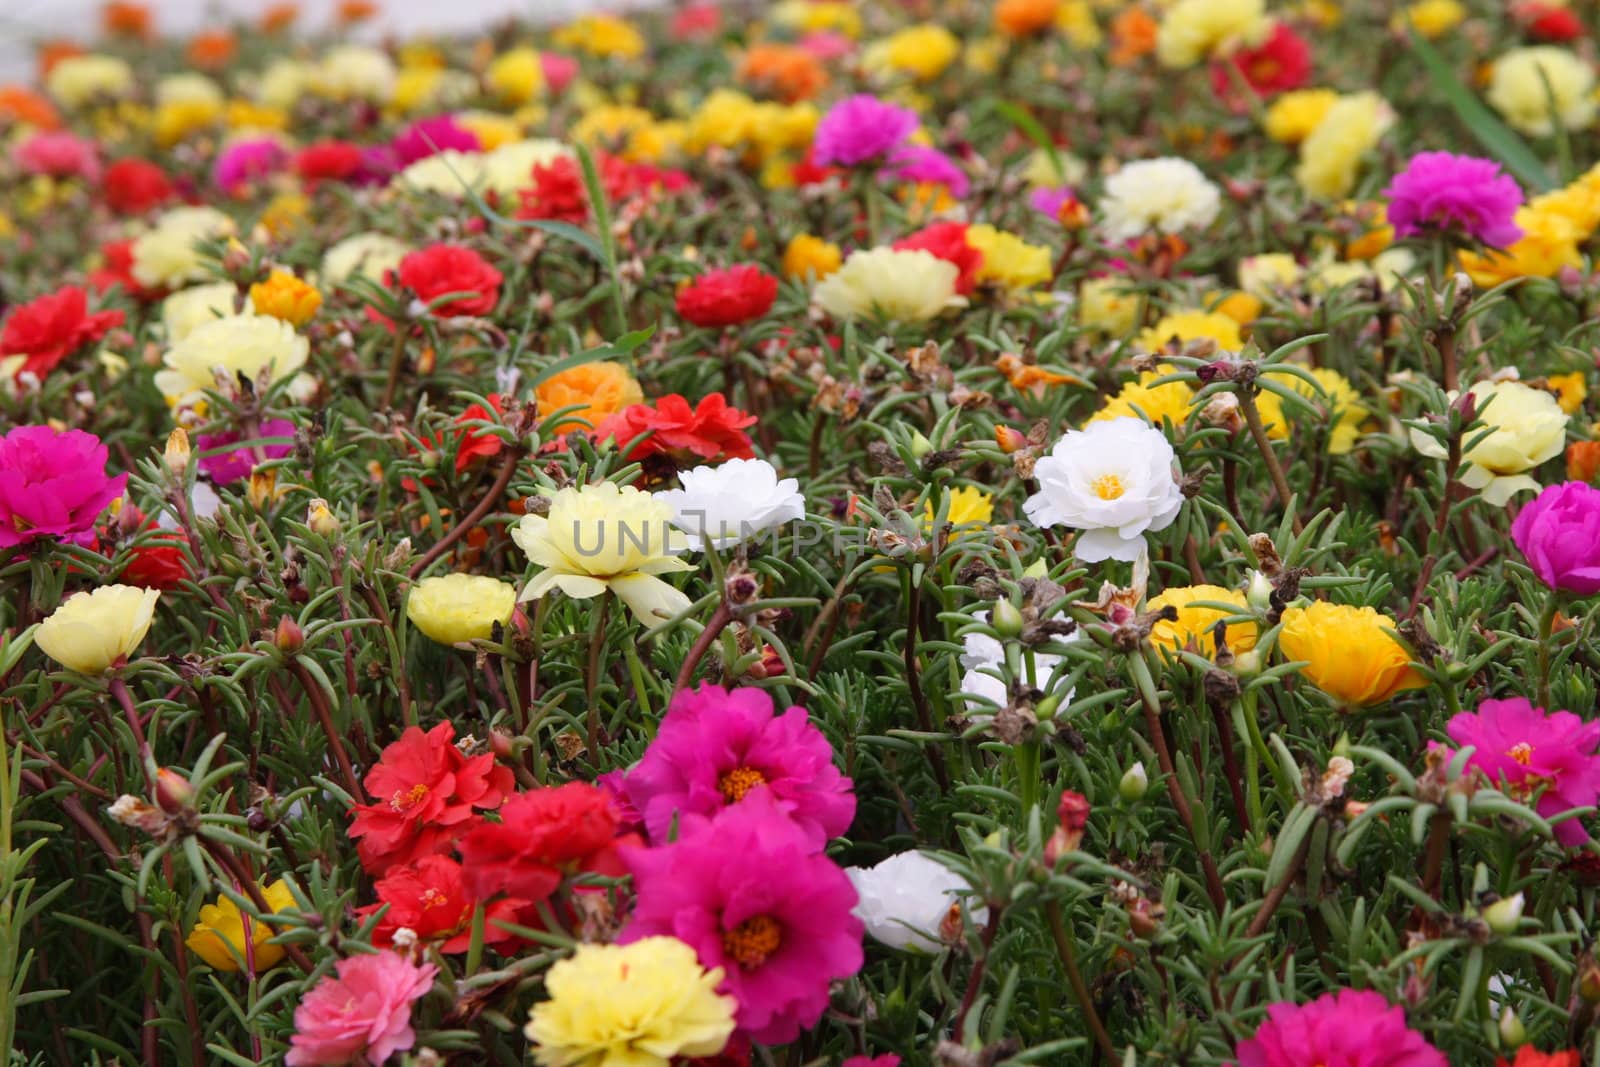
[36,42,85,81]
[996,0,1061,37]
[1568,441,1600,482]
[739,44,828,104]
[996,353,1083,395]
[260,3,300,32]
[0,85,60,129]
[102,2,152,38]
[1110,7,1158,65]
[186,30,238,70]
[533,361,644,436]
[337,0,380,24]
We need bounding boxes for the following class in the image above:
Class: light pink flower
[286,951,436,1066]
[14,131,101,182]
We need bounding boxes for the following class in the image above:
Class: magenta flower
[1513,481,1600,596]
[213,137,288,195]
[195,419,296,486]
[285,951,436,1066]
[1030,185,1080,222]
[391,115,481,167]
[624,683,855,849]
[1233,989,1446,1067]
[1383,151,1523,247]
[0,425,126,550]
[13,131,101,182]
[843,1058,900,1067]
[882,144,969,197]
[620,792,864,1044]
[812,94,919,167]
[1446,697,1600,845]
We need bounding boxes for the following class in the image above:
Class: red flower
[101,158,171,215]
[445,394,507,473]
[1515,2,1584,41]
[356,854,529,953]
[296,140,365,186]
[594,393,757,463]
[0,286,124,379]
[598,151,692,202]
[394,244,503,318]
[679,1035,751,1067]
[517,157,589,225]
[676,265,778,328]
[1209,22,1311,105]
[456,782,637,902]
[791,147,843,187]
[1499,1051,1581,1067]
[89,239,159,300]
[120,528,191,590]
[894,222,982,295]
[349,722,515,875]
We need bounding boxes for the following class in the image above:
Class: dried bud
[1127,896,1162,939]
[107,794,171,836]
[725,571,760,606]
[274,615,305,654]
[163,427,190,475]
[155,768,195,814]
[306,498,340,536]
[1119,761,1149,802]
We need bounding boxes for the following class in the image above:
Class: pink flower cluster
[1233,988,1446,1067]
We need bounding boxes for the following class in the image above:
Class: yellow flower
[1277,601,1424,708]
[1460,207,1583,286]
[407,574,518,646]
[1056,0,1103,47]
[155,315,310,407]
[525,937,736,1067]
[782,234,842,282]
[1549,371,1588,415]
[457,111,524,151]
[1210,291,1262,325]
[1088,375,1195,429]
[685,90,761,154]
[554,15,647,60]
[259,192,310,239]
[256,58,315,110]
[1263,88,1339,145]
[1139,309,1243,352]
[1395,0,1466,38]
[1285,366,1368,454]
[225,100,288,133]
[1529,175,1600,241]
[925,486,995,532]
[512,482,693,624]
[250,272,322,327]
[534,361,644,436]
[1147,585,1258,657]
[36,586,160,674]
[1238,253,1302,298]
[130,206,234,290]
[322,232,410,286]
[865,25,962,81]
[1296,92,1393,200]
[392,150,489,198]
[187,880,297,972]
[772,0,862,38]
[1156,0,1268,68]
[967,225,1052,291]
[488,47,545,105]
[1078,277,1140,336]
[812,248,968,323]
[1341,201,1394,260]
[46,55,134,108]
[1487,46,1596,137]
[1410,380,1568,505]
[392,67,443,114]
[162,283,241,343]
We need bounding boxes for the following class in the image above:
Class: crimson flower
[517,157,588,225]
[0,285,124,380]
[89,239,159,300]
[676,265,779,329]
[1515,3,1584,41]
[1209,22,1311,105]
[594,393,756,464]
[356,854,528,953]
[295,140,365,186]
[394,244,503,318]
[893,221,983,295]
[101,157,171,215]
[456,782,638,902]
[598,150,692,202]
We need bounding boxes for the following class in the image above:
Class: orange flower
[250,272,322,327]
[102,2,152,38]
[1110,7,1158,65]
[337,0,379,24]
[996,353,1083,395]
[996,0,1061,37]
[260,3,299,32]
[186,30,237,70]
[0,85,60,129]
[533,361,644,436]
[36,42,85,81]
[739,44,828,103]
[1568,441,1600,482]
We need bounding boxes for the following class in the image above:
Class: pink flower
[1512,481,1600,595]
[541,52,580,94]
[881,144,969,198]
[195,418,296,486]
[213,137,288,195]
[812,94,919,167]
[798,31,854,61]
[391,115,480,167]
[624,684,855,849]
[1446,697,1600,845]
[285,951,436,1066]
[0,426,126,549]
[843,1058,900,1067]
[620,792,864,1044]
[1233,989,1446,1067]
[1383,152,1523,248]
[13,131,101,181]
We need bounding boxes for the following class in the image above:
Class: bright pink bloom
[1512,481,1600,595]
[213,137,287,195]
[285,951,436,1066]
[676,265,778,328]
[391,115,480,167]
[1383,152,1523,247]
[14,130,100,181]
[882,144,969,198]
[541,52,581,94]
[812,94,919,167]
[1447,697,1600,845]
[624,684,854,849]
[195,418,295,485]
[0,426,126,549]
[1209,22,1311,104]
[1233,989,1446,1067]
[0,285,124,380]
[620,792,864,1044]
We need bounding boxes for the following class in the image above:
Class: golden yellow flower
[1088,375,1195,430]
[1296,92,1393,200]
[1277,601,1424,708]
[1210,291,1262,325]
[1460,207,1584,286]
[782,234,842,282]
[1341,202,1394,260]
[684,90,760,155]
[534,361,645,436]
[186,880,297,972]
[153,99,221,146]
[1139,309,1243,352]
[1078,276,1140,336]
[967,225,1052,291]
[1529,175,1600,241]
[1147,585,1258,657]
[1284,366,1368,454]
[250,272,321,327]
[487,47,544,105]
[457,111,523,151]
[225,99,288,133]
[36,586,160,674]
[1056,0,1103,47]
[771,0,862,38]
[1263,88,1339,145]
[864,24,961,81]
[406,574,518,646]
[553,14,646,60]
[1394,0,1466,38]
[1549,371,1588,415]
[925,486,995,531]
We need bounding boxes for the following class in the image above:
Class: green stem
[585,592,612,762]
[1536,591,1561,709]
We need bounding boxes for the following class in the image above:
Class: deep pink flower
[620,792,864,1044]
[213,137,287,195]
[1447,697,1600,845]
[195,418,295,486]
[881,144,969,198]
[1383,152,1523,247]
[812,94,919,167]
[0,426,126,549]
[13,131,100,181]
[843,1058,900,1067]
[624,683,855,848]
[285,951,436,1066]
[1233,988,1446,1067]
[391,115,481,167]
[1512,481,1600,595]
[541,52,580,94]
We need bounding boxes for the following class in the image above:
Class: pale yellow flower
[155,314,310,407]
[36,586,159,674]
[1488,46,1596,137]
[1296,92,1393,200]
[162,283,241,343]
[46,55,134,108]
[1410,380,1568,505]
[131,206,236,290]
[812,248,967,323]
[1157,0,1268,68]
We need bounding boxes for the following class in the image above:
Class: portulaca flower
[959,611,1077,710]
[846,851,986,951]
[655,458,806,552]
[1023,417,1185,563]
[1098,157,1221,241]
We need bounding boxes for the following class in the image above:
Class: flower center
[719,765,767,804]
[419,888,449,910]
[389,782,430,812]
[722,914,782,969]
[1090,473,1126,501]
[1508,742,1534,766]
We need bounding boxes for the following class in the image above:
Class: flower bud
[994,425,1028,454]
[489,730,515,760]
[274,615,305,654]
[306,498,340,536]
[1119,761,1149,801]
[908,430,934,460]
[1246,570,1274,613]
[1332,733,1352,759]
[155,768,195,814]
[1483,892,1525,935]
[163,427,190,475]
[1497,1006,1526,1048]
[248,468,278,509]
[991,598,1024,637]
[1232,649,1262,676]
[1581,961,1600,1003]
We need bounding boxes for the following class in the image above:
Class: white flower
[845,852,985,952]
[131,206,236,290]
[655,458,806,551]
[958,611,1076,710]
[1023,417,1185,563]
[321,233,410,286]
[391,151,489,198]
[313,45,397,104]
[1098,158,1221,241]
